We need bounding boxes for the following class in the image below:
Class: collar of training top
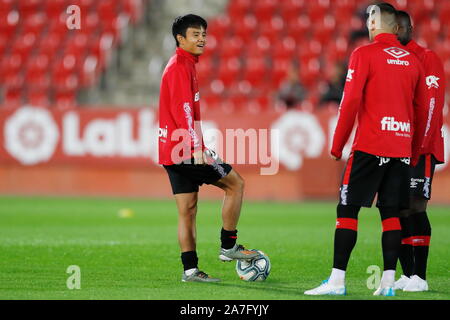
[406,39,425,56]
[374,33,402,46]
[176,47,199,64]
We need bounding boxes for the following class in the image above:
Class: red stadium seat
[80,12,100,36]
[259,16,285,43]
[18,0,44,18]
[286,15,311,40]
[72,0,96,12]
[246,36,271,58]
[122,0,143,24]
[0,0,15,13]
[243,56,267,86]
[27,89,50,107]
[272,36,297,61]
[26,53,51,76]
[98,0,118,22]
[313,15,337,45]
[11,32,38,60]
[271,58,292,88]
[0,34,9,55]
[253,0,278,22]
[227,0,251,20]
[22,13,46,36]
[218,57,242,86]
[65,33,89,57]
[231,14,257,43]
[219,36,244,59]
[207,15,231,39]
[45,0,67,19]
[279,0,305,24]
[307,0,331,23]
[0,10,20,38]
[0,54,23,82]
[38,31,64,57]
[55,91,77,109]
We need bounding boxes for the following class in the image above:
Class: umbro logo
[383,47,410,59]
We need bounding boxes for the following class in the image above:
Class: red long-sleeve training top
[331,33,429,164]
[406,40,446,164]
[158,47,204,165]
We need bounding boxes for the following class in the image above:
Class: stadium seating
[197,0,449,111]
[0,0,448,110]
[0,0,144,107]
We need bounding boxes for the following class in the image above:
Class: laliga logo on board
[4,106,59,165]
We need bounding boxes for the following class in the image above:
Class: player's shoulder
[423,48,443,65]
[163,54,190,79]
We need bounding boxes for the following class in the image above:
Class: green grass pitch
[0,196,449,300]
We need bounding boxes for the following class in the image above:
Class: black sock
[399,216,414,277]
[181,251,198,271]
[221,228,237,249]
[411,212,431,280]
[380,207,402,271]
[333,204,359,270]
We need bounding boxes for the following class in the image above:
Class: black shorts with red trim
[410,154,437,200]
[339,151,410,209]
[163,156,233,195]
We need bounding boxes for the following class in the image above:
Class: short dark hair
[396,10,412,26]
[172,14,207,47]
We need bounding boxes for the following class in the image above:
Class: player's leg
[403,196,430,291]
[212,169,261,261]
[374,158,409,296]
[164,165,219,282]
[305,151,379,295]
[376,206,402,295]
[400,155,433,291]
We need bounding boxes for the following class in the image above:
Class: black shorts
[163,157,233,195]
[410,154,437,200]
[339,151,410,209]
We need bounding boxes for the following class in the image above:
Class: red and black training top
[406,40,446,164]
[331,33,429,165]
[158,47,204,165]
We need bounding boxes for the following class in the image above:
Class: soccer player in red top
[158,14,260,282]
[393,10,446,292]
[304,3,428,296]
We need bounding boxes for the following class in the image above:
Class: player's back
[351,33,425,158]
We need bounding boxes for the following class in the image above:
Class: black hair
[396,10,412,27]
[172,14,207,47]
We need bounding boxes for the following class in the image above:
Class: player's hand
[331,154,341,161]
[193,150,206,165]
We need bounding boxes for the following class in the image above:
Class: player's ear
[176,34,185,46]
[393,23,399,35]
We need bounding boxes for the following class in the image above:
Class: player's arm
[168,67,204,164]
[331,48,369,160]
[421,52,446,153]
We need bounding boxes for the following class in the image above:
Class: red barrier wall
[0,106,449,203]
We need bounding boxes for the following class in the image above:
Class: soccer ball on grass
[236,250,271,281]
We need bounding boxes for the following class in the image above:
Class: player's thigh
[212,169,244,192]
[340,151,383,207]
